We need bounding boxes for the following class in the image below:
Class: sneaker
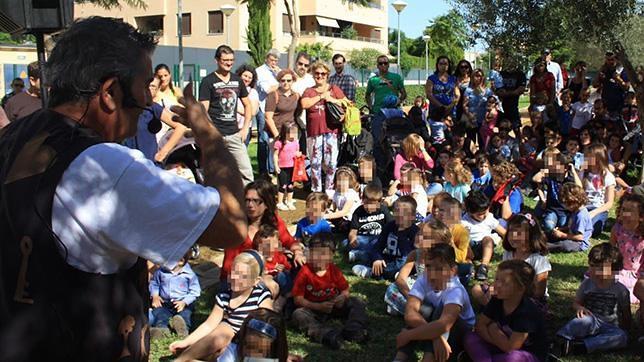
[149,327,170,340]
[321,329,343,350]
[341,327,369,344]
[352,264,372,278]
[559,337,586,356]
[475,264,489,281]
[277,203,289,211]
[287,202,297,211]
[386,305,401,316]
[169,315,189,337]
[348,250,358,263]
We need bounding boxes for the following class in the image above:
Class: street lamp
[221,4,236,46]
[392,0,407,75]
[422,34,430,79]
[471,22,480,69]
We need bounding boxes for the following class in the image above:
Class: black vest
[0,110,149,361]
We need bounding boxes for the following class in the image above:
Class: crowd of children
[156,60,644,362]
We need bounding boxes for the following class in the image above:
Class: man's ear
[99,77,120,112]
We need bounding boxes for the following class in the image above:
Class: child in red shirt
[254,225,293,312]
[291,233,369,349]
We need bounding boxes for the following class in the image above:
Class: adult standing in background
[529,58,556,106]
[264,69,299,139]
[497,57,527,135]
[292,52,315,154]
[1,77,24,108]
[593,51,631,117]
[4,62,41,122]
[154,63,183,108]
[425,55,460,119]
[329,53,357,102]
[255,49,281,176]
[301,62,348,192]
[366,54,406,140]
[568,61,590,103]
[199,45,254,184]
[454,59,472,124]
[462,68,493,146]
[235,64,260,146]
[543,49,563,99]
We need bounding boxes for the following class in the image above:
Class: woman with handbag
[301,62,348,193]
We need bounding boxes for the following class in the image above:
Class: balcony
[298,0,386,28]
[300,30,382,44]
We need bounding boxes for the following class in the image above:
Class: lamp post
[471,22,480,69]
[221,4,236,46]
[422,34,430,79]
[392,0,407,75]
[177,0,184,87]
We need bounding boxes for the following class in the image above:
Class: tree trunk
[284,0,299,69]
[615,41,644,183]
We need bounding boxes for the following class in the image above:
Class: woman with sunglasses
[529,58,556,106]
[454,59,473,122]
[301,62,348,193]
[220,180,300,285]
[462,68,494,146]
[265,69,300,139]
[425,55,460,119]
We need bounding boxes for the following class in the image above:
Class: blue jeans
[274,271,293,296]
[542,209,568,233]
[256,110,273,174]
[557,315,627,353]
[151,302,193,329]
[587,206,608,237]
[343,235,379,264]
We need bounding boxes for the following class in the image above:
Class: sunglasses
[280,78,293,83]
[378,62,389,65]
[297,61,310,68]
[438,62,449,66]
[245,198,264,205]
[314,72,328,76]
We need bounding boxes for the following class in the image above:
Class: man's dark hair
[45,17,157,107]
[332,53,346,63]
[11,77,24,86]
[28,61,40,80]
[216,45,234,59]
[296,51,311,63]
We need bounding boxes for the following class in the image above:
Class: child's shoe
[352,264,372,278]
[559,337,586,356]
[348,250,358,262]
[475,264,489,281]
[277,202,289,211]
[321,329,344,350]
[341,327,369,344]
[150,327,170,339]
[169,315,189,337]
[287,200,297,210]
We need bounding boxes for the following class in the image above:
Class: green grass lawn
[150,147,641,362]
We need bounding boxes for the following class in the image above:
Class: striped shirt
[216,284,272,333]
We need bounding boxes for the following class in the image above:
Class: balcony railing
[300,30,382,44]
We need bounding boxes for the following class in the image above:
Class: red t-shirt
[292,263,349,303]
[220,214,296,280]
[529,72,556,103]
[265,251,292,276]
[303,85,345,138]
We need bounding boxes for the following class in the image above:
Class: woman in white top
[576,143,615,236]
[236,64,260,146]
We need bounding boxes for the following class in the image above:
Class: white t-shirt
[461,212,500,243]
[580,170,616,209]
[571,101,593,130]
[331,188,361,220]
[503,251,551,297]
[52,143,220,274]
[409,275,476,327]
[292,74,315,128]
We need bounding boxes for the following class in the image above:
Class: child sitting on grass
[548,183,593,253]
[254,225,293,313]
[295,192,332,242]
[556,243,631,356]
[443,158,472,204]
[344,182,392,264]
[170,251,272,360]
[149,251,201,339]
[462,190,507,281]
[292,233,369,350]
[324,166,361,231]
[464,260,547,362]
[611,193,644,303]
[394,244,476,362]
[432,195,473,285]
[384,219,453,316]
[387,164,429,221]
[357,155,382,193]
[352,196,418,279]
[471,213,551,311]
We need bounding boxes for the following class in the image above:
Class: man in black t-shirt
[496,58,527,134]
[199,45,254,184]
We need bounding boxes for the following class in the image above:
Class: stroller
[338,106,374,167]
[378,114,416,185]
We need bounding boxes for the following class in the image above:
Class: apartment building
[74,0,388,81]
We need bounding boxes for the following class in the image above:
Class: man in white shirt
[543,49,563,99]
[255,49,281,176]
[291,52,315,153]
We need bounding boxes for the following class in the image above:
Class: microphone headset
[121,81,162,134]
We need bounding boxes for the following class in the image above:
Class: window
[179,13,191,36]
[208,11,224,34]
[282,14,291,33]
[135,15,164,37]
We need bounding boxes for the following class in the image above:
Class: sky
[387,0,453,38]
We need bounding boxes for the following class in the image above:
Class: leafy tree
[242,0,273,67]
[399,53,415,77]
[348,48,381,71]
[296,42,333,63]
[424,10,467,66]
[388,29,413,57]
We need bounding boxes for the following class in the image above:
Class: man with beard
[593,51,631,118]
[200,45,254,184]
[329,53,357,102]
[496,57,527,135]
[291,52,315,153]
